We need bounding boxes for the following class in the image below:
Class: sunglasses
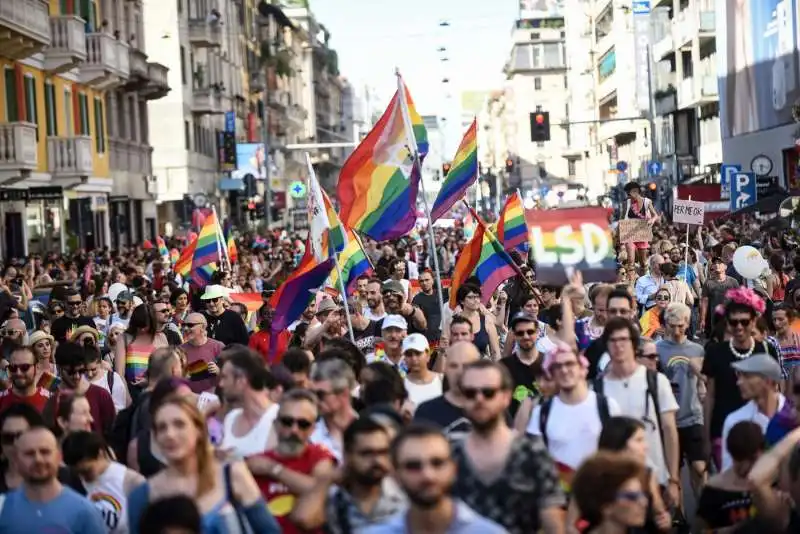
[278,416,313,430]
[514,329,537,337]
[399,456,449,472]
[462,387,500,400]
[50,309,64,314]
[8,363,33,374]
[62,367,86,377]
[207,297,222,303]
[182,322,202,329]
[67,301,82,307]
[640,352,659,360]
[0,431,22,446]
[728,318,752,327]
[655,295,670,301]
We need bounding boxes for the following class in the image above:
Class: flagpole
[334,255,356,343]
[351,229,376,272]
[395,69,446,319]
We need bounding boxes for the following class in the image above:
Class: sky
[309,0,521,155]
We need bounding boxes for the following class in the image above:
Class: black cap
[509,312,538,329]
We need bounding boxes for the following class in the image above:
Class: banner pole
[334,254,356,343]
[683,195,691,282]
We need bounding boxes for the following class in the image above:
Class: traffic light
[505,158,514,173]
[646,182,658,200]
[530,111,551,142]
[442,162,452,177]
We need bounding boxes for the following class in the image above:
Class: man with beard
[412,269,444,341]
[364,278,387,322]
[0,347,58,418]
[50,289,96,343]
[0,427,106,533]
[451,360,565,534]
[291,418,407,532]
[363,423,506,533]
[250,390,335,534]
[381,280,426,332]
[55,343,116,436]
[500,313,544,417]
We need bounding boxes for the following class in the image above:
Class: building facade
[0,0,168,257]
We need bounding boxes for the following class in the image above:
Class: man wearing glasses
[0,347,56,417]
[180,313,223,394]
[54,342,116,435]
[500,313,544,418]
[200,285,249,347]
[50,289,96,343]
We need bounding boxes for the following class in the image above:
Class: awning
[219,178,245,191]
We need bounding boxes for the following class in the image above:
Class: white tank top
[221,403,279,459]
[83,461,129,534]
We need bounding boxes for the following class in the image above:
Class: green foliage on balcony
[260,43,294,78]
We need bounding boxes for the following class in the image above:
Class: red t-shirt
[0,387,56,415]
[82,384,117,436]
[256,444,335,534]
[249,330,290,365]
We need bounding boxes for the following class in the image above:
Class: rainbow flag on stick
[496,191,529,253]
[156,236,169,258]
[431,119,478,221]
[338,74,428,241]
[308,153,348,260]
[174,238,197,277]
[449,207,518,308]
[328,227,372,295]
[190,210,224,287]
[229,292,264,313]
[223,221,238,265]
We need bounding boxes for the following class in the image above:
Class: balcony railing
[44,15,86,73]
[0,0,50,60]
[109,138,153,175]
[0,122,38,172]
[47,136,93,177]
[187,18,222,47]
[143,62,169,100]
[129,48,148,79]
[191,87,224,114]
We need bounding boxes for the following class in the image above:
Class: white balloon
[732,246,764,280]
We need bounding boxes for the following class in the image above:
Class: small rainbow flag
[187,360,213,382]
[496,192,529,253]
[449,208,517,308]
[328,227,371,295]
[36,372,61,392]
[431,119,478,221]
[156,236,169,258]
[321,190,348,256]
[191,211,224,286]
[229,292,264,313]
[337,75,428,241]
[169,248,180,267]
[223,220,238,265]
[556,461,575,494]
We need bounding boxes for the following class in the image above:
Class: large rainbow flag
[328,227,372,295]
[496,191,529,253]
[431,119,478,221]
[190,212,224,286]
[174,238,196,277]
[449,208,518,308]
[337,76,428,241]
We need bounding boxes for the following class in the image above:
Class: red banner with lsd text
[524,207,616,285]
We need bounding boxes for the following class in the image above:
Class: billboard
[718,0,800,138]
[233,143,266,180]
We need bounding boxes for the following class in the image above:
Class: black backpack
[538,393,611,447]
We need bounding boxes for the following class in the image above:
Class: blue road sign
[632,1,651,14]
[720,164,741,197]
[648,161,662,176]
[616,161,628,172]
[225,111,235,134]
[731,171,757,211]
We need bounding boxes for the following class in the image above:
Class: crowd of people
[1,183,800,533]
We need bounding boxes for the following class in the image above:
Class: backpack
[594,369,666,457]
[106,369,115,392]
[538,393,611,447]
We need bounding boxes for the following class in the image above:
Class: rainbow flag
[174,237,197,277]
[431,119,478,221]
[223,221,238,265]
[449,208,517,308]
[269,245,334,346]
[496,192,529,253]
[338,77,428,241]
[156,236,169,258]
[187,360,213,382]
[321,190,347,255]
[555,461,575,495]
[229,292,264,313]
[328,227,372,295]
[169,248,180,267]
[191,211,223,285]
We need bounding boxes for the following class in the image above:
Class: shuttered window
[64,88,73,135]
[44,82,57,136]
[93,96,105,153]
[4,68,18,122]
[78,93,90,135]
[23,75,38,140]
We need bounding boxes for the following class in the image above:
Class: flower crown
[724,286,766,315]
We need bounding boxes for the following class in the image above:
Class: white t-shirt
[598,365,679,483]
[404,374,443,405]
[364,308,387,322]
[721,394,786,472]
[221,403,279,459]
[527,391,621,469]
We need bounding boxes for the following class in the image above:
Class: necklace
[729,338,755,360]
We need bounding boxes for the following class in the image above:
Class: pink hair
[724,287,766,315]
[543,340,589,378]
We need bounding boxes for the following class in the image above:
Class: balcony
[655,90,677,116]
[596,71,617,102]
[268,89,288,111]
[678,76,719,109]
[698,140,722,166]
[47,136,93,182]
[286,103,307,129]
[698,11,715,39]
[142,62,169,100]
[191,87,224,115]
[652,31,674,61]
[672,12,693,49]
[187,18,221,48]
[109,138,153,175]
[44,15,86,73]
[597,117,637,143]
[0,123,38,182]
[0,0,50,60]
[79,33,130,89]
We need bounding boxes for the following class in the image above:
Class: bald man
[1,427,106,534]
[413,341,481,439]
[2,318,28,358]
[180,312,224,394]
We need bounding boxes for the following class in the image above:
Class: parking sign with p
[731,172,757,211]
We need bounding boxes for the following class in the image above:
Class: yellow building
[0,0,168,257]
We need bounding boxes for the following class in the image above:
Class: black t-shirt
[701,340,779,438]
[414,395,472,440]
[50,315,97,343]
[204,309,249,347]
[500,354,544,418]
[412,291,443,341]
[584,338,608,381]
[352,320,380,355]
[696,485,753,530]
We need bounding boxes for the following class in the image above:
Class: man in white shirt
[528,341,620,476]
[720,353,786,471]
[594,317,681,505]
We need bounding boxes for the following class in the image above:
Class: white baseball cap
[402,333,430,353]
[381,314,408,331]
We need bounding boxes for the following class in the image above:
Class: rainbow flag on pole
[496,191,529,253]
[449,207,517,308]
[191,211,223,286]
[431,119,478,221]
[321,191,347,256]
[223,221,238,265]
[337,74,428,241]
[174,239,196,278]
[328,227,372,295]
[156,236,169,258]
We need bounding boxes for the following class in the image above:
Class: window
[4,68,18,122]
[78,93,90,135]
[530,32,540,40]
[64,88,73,134]
[513,45,532,70]
[180,46,187,85]
[44,82,57,136]
[24,75,38,140]
[94,97,106,153]
[534,77,541,90]
[184,120,191,150]
[543,43,561,68]
[568,159,577,177]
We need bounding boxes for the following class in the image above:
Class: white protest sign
[672,199,705,225]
